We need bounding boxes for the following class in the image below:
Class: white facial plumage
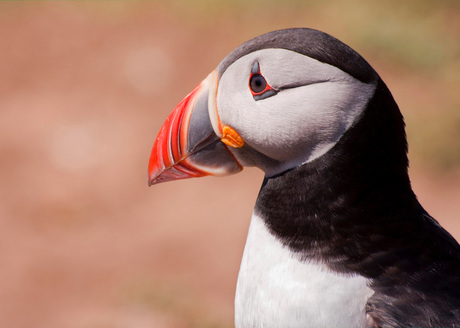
[216,49,377,176]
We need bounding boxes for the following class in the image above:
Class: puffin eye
[249,73,277,100]
[250,74,267,93]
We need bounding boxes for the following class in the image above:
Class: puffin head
[148,28,388,185]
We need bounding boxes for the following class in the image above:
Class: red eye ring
[249,72,275,98]
[249,63,277,100]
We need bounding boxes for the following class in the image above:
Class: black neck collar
[255,79,458,278]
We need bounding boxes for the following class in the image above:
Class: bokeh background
[1,1,459,327]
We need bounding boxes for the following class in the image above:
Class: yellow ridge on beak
[221,125,245,148]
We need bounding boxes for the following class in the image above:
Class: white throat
[235,213,374,328]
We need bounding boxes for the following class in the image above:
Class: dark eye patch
[249,62,277,101]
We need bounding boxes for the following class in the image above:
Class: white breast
[235,213,374,328]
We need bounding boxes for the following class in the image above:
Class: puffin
[147,28,460,327]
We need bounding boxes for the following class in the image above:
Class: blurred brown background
[0,1,459,327]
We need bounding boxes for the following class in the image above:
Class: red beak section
[148,85,205,185]
[148,71,242,185]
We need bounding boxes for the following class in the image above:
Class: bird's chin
[148,71,242,185]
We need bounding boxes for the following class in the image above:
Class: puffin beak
[148,71,243,185]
